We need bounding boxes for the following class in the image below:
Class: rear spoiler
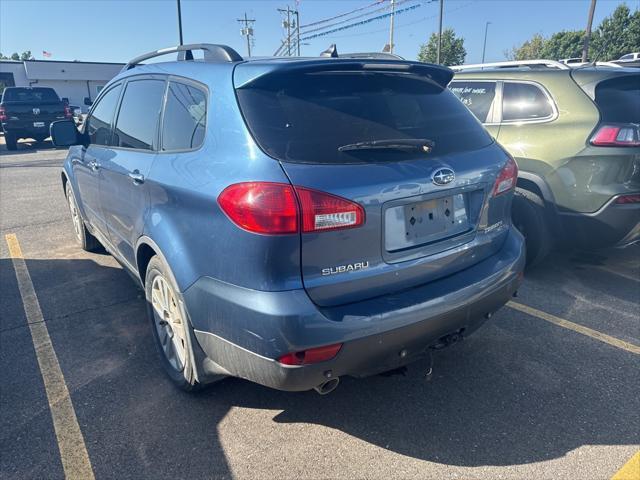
[234,60,454,90]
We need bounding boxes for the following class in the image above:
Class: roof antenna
[320,44,339,58]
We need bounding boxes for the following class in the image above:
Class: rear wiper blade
[338,138,435,153]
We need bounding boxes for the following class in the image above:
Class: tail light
[492,156,518,196]
[278,343,342,365]
[590,124,640,147]
[63,104,73,119]
[0,106,6,122]
[615,194,640,204]
[218,182,365,235]
[296,187,364,232]
[218,182,298,234]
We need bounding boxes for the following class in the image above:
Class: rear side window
[449,81,497,123]
[236,71,492,164]
[114,79,165,151]
[502,82,554,122]
[87,84,122,146]
[161,82,207,151]
[2,87,59,103]
[594,75,640,123]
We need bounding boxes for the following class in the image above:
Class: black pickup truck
[0,87,72,150]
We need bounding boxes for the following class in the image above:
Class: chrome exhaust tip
[313,377,340,395]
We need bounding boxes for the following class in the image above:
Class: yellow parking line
[5,234,95,480]
[507,301,640,355]
[612,451,640,480]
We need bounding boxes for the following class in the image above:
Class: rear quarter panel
[494,73,602,212]
[141,64,302,293]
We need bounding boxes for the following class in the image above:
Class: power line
[302,0,413,36]
[320,1,472,42]
[300,3,423,41]
[300,0,382,29]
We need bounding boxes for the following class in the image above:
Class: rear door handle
[128,171,145,184]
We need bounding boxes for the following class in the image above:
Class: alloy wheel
[67,191,83,242]
[151,274,187,371]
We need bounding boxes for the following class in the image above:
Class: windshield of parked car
[1,87,60,103]
[236,70,493,164]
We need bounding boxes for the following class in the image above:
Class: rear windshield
[594,75,640,123]
[236,71,493,164]
[2,87,60,103]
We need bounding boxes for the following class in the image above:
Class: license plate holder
[384,193,470,252]
[403,196,454,241]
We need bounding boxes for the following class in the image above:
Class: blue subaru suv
[51,44,525,394]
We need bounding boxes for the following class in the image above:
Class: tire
[512,187,552,268]
[65,183,101,252]
[145,255,201,392]
[5,132,18,151]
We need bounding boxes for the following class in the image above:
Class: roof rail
[589,61,624,68]
[450,59,570,71]
[122,43,243,72]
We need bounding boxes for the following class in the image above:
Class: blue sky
[0,0,630,64]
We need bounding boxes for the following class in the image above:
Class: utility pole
[481,21,491,63]
[295,9,301,56]
[237,13,255,57]
[582,0,597,62]
[389,0,396,54]
[176,0,184,45]
[436,0,444,64]
[279,6,291,56]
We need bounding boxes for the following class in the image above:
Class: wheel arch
[61,170,68,193]
[515,171,564,241]
[134,235,196,293]
[516,171,555,205]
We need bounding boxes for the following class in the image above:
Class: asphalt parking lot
[1,140,639,480]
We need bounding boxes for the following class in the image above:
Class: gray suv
[51,44,525,394]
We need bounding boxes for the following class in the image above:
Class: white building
[0,59,123,111]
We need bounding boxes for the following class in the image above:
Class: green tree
[417,28,466,66]
[540,30,585,60]
[504,33,546,60]
[590,4,640,60]
[0,51,34,61]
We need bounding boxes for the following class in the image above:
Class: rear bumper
[2,121,55,138]
[558,196,640,248]
[185,228,525,391]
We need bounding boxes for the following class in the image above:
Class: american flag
[42,50,52,58]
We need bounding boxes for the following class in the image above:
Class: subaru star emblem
[32,108,40,115]
[432,168,455,186]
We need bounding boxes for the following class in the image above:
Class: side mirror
[50,120,85,147]
[84,97,93,106]
[62,97,69,104]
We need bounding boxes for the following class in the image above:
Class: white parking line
[5,233,95,480]
[594,265,640,283]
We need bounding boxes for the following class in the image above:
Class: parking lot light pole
[582,0,597,62]
[481,21,491,63]
[436,0,444,64]
[176,0,184,46]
